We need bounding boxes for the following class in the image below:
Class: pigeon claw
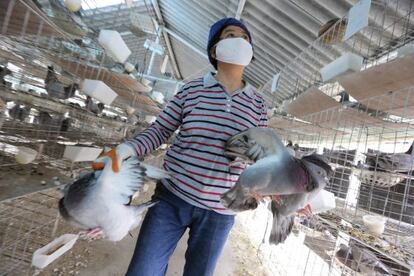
[80,227,105,241]
[297,204,313,217]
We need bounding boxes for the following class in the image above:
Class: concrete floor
[79,226,237,276]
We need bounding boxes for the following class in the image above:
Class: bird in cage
[220,127,333,245]
[0,65,12,86]
[34,110,54,125]
[335,242,391,275]
[8,103,31,121]
[58,151,172,241]
[323,147,356,168]
[45,66,79,100]
[85,96,105,115]
[338,91,388,118]
[362,141,414,173]
[286,140,296,156]
[60,118,72,132]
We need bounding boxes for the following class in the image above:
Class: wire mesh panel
[261,1,414,275]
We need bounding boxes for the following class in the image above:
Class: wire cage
[251,0,414,275]
[0,0,167,274]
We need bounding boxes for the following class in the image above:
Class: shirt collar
[203,72,255,97]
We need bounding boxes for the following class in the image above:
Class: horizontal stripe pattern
[128,73,268,214]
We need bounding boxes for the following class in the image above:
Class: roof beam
[235,0,247,19]
[150,0,182,79]
[162,27,208,59]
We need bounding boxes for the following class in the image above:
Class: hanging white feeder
[362,215,386,236]
[63,146,102,162]
[98,30,131,63]
[16,146,38,164]
[126,106,135,116]
[64,0,82,12]
[81,79,118,105]
[124,62,135,73]
[320,52,363,82]
[145,115,156,124]
[151,91,165,104]
[32,234,79,269]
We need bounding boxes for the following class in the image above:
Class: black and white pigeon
[362,141,414,172]
[221,127,332,245]
[85,96,105,115]
[59,156,172,241]
[45,66,78,100]
[336,242,392,275]
[8,103,31,121]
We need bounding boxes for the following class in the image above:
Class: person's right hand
[92,143,137,173]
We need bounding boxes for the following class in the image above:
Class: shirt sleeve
[258,101,268,128]
[126,88,186,157]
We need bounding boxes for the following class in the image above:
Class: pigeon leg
[80,227,104,240]
[297,204,312,217]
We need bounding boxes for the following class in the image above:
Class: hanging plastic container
[363,215,386,236]
[32,234,79,269]
[15,146,38,164]
[98,30,131,63]
[145,115,156,124]
[81,79,118,105]
[151,91,165,104]
[64,0,82,12]
[124,62,135,73]
[320,52,363,82]
[63,146,102,162]
[308,190,336,214]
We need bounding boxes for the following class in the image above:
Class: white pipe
[235,0,247,19]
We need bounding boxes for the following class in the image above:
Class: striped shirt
[127,72,268,215]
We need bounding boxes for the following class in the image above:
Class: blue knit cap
[207,17,252,69]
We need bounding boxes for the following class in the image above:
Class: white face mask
[215,37,253,66]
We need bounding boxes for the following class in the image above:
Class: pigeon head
[97,103,105,112]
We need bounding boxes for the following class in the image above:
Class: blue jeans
[126,184,235,276]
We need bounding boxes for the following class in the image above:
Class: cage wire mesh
[0,0,164,274]
[1,0,414,275]
[256,0,414,275]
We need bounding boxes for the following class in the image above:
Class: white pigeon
[59,156,171,241]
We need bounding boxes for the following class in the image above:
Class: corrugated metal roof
[81,0,414,106]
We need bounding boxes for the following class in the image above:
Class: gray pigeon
[59,156,171,241]
[336,242,392,275]
[221,127,332,245]
[338,91,388,118]
[85,96,105,115]
[363,142,414,172]
[45,66,78,100]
